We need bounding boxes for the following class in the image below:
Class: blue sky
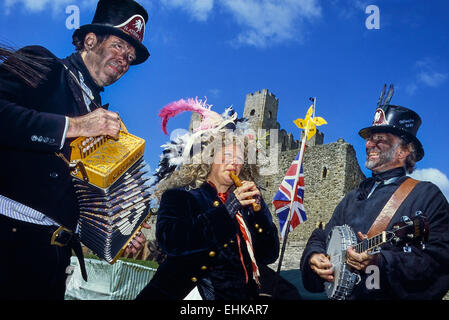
[1,0,448,198]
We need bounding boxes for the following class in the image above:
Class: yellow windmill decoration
[293,103,327,140]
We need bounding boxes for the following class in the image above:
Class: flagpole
[272,101,312,297]
[312,97,316,118]
[280,98,315,238]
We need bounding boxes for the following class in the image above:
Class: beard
[365,142,399,171]
[86,45,126,87]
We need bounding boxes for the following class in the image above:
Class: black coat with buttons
[136,182,280,300]
[300,170,449,300]
[0,46,103,230]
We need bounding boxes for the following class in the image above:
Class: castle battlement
[242,89,365,243]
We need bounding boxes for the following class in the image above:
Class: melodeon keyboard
[69,129,152,264]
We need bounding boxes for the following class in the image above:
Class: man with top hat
[0,0,150,299]
[299,85,449,299]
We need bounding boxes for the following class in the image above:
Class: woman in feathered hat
[136,98,280,300]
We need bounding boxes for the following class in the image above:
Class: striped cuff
[60,116,70,149]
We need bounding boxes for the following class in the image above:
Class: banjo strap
[366,177,420,238]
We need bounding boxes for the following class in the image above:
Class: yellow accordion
[69,126,152,264]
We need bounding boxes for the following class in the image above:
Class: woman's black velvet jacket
[137,182,280,300]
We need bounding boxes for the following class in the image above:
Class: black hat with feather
[358,84,424,161]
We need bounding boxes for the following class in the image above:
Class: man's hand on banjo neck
[345,231,375,271]
[309,232,375,281]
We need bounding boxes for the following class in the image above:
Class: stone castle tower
[241,89,365,246]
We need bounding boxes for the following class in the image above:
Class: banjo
[324,212,429,300]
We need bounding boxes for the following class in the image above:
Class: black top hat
[358,104,424,161]
[72,0,150,65]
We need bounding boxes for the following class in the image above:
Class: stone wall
[259,138,365,244]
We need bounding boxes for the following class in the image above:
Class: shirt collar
[372,166,406,183]
[357,166,407,200]
[206,181,230,202]
[68,52,104,93]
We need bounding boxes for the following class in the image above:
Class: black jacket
[0,46,103,230]
[300,167,449,299]
[137,182,280,300]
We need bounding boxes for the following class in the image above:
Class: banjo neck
[353,232,387,254]
[352,213,429,254]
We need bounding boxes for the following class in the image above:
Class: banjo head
[324,225,358,300]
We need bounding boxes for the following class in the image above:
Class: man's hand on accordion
[66,107,122,140]
[123,222,151,257]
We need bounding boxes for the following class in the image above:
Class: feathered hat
[153,97,266,186]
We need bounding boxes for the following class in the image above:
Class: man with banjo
[300,86,449,299]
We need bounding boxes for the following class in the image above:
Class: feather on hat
[152,97,261,186]
[159,97,226,134]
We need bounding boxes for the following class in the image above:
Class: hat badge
[373,108,387,126]
[115,14,145,43]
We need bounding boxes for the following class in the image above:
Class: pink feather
[158,97,222,134]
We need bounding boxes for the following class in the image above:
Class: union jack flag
[272,151,307,239]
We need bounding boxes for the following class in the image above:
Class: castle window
[322,167,328,179]
[250,109,256,116]
[268,111,272,119]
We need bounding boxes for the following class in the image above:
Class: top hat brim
[73,24,150,65]
[358,125,424,161]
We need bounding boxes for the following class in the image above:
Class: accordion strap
[367,177,419,238]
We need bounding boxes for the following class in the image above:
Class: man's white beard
[365,143,399,171]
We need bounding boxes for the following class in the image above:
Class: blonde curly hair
[152,132,261,203]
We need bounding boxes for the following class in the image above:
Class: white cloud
[159,0,321,48]
[208,88,221,97]
[160,0,214,22]
[331,0,368,19]
[4,0,70,12]
[3,0,322,48]
[418,71,448,87]
[405,83,418,95]
[220,0,321,48]
[406,58,448,95]
[2,0,97,15]
[409,168,449,200]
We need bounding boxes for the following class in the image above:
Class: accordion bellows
[70,130,152,264]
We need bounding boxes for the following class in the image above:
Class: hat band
[114,14,145,43]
